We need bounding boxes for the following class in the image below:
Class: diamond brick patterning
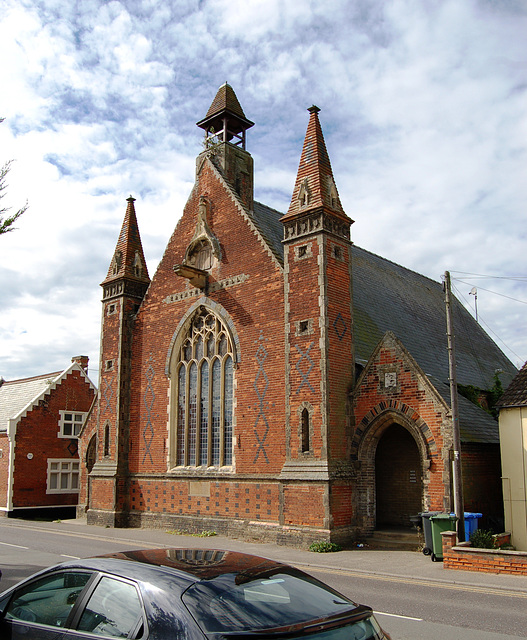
[101,376,114,413]
[253,333,270,463]
[333,312,348,341]
[294,342,315,394]
[143,361,156,464]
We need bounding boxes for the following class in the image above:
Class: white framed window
[58,411,86,438]
[47,459,80,493]
[171,307,234,468]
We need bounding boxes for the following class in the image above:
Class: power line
[451,282,525,366]
[453,279,527,305]
[450,271,527,281]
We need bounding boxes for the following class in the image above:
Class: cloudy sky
[1,0,526,386]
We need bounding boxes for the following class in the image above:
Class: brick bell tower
[196,82,255,210]
[280,107,355,543]
[88,196,150,527]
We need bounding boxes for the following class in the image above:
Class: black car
[0,548,391,639]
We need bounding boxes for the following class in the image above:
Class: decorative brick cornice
[282,208,351,243]
[102,279,149,302]
[163,273,249,304]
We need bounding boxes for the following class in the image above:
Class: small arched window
[104,423,110,457]
[174,308,234,468]
[301,408,310,453]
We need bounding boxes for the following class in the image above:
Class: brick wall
[0,433,9,511]
[282,484,326,527]
[442,531,527,575]
[88,157,300,533]
[13,369,94,508]
[127,160,286,479]
[352,333,450,533]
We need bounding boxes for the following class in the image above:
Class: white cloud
[0,0,526,383]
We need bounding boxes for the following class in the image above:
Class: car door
[0,569,94,640]
[64,574,146,639]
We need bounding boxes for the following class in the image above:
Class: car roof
[56,548,291,586]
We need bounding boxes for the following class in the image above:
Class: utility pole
[444,271,465,542]
[470,287,478,322]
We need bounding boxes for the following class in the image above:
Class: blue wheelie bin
[459,512,482,542]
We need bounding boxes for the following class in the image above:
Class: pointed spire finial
[282,106,353,229]
[102,196,150,288]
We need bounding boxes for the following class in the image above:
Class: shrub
[469,529,495,549]
[309,541,342,553]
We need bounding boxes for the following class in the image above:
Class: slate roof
[497,361,527,408]
[0,372,61,432]
[252,201,284,263]
[250,203,517,443]
[351,246,516,391]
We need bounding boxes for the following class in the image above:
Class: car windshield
[182,568,381,638]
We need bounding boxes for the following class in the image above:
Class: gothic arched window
[174,308,234,468]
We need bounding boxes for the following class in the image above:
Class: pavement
[13,516,527,595]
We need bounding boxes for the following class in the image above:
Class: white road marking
[0,542,28,549]
[376,611,423,621]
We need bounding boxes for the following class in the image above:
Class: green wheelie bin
[429,513,457,561]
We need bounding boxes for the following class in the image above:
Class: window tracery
[173,308,234,468]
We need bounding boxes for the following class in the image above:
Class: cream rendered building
[499,362,527,551]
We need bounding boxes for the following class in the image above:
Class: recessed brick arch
[352,404,437,535]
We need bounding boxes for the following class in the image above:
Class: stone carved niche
[184,195,221,268]
[298,178,311,208]
[327,176,339,210]
[133,251,143,278]
[112,250,122,275]
[174,196,222,289]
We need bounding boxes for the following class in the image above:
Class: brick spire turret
[103,196,150,290]
[280,105,355,512]
[282,106,352,227]
[91,196,150,527]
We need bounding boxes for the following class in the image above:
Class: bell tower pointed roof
[196,83,254,150]
[283,106,352,225]
[102,196,150,292]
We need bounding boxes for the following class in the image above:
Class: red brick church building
[79,85,515,545]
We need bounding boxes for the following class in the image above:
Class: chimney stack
[72,355,89,373]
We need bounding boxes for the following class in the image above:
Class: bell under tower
[196,83,254,210]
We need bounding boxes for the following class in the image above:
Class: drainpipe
[6,418,17,513]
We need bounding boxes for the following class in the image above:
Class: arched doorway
[375,423,422,528]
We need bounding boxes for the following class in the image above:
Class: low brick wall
[441,530,527,575]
